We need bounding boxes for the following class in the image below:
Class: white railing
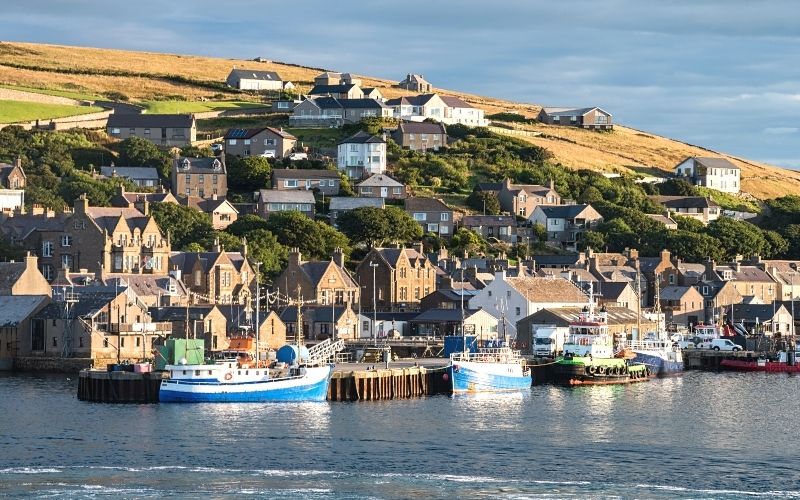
[307,338,345,366]
[451,347,524,364]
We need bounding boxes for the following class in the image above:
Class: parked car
[288,152,308,161]
[211,143,224,154]
[698,338,741,351]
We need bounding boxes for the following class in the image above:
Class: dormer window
[723,270,733,280]
[181,159,191,170]
[212,159,222,171]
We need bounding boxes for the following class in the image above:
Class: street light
[370,261,379,347]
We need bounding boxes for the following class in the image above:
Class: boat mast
[461,263,466,354]
[636,262,642,342]
[254,262,261,368]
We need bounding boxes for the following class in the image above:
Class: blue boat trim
[449,364,532,394]
[632,352,684,376]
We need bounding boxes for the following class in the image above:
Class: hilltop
[0,40,796,199]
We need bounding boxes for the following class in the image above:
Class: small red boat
[720,359,800,373]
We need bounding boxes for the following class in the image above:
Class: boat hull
[632,352,684,377]
[159,366,332,402]
[448,362,532,394]
[720,359,800,373]
[552,357,651,386]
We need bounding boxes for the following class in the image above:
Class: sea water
[1,371,799,498]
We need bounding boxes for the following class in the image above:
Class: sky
[5,0,800,167]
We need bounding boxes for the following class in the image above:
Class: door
[380,187,388,198]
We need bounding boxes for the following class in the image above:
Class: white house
[674,157,741,194]
[337,131,386,179]
[385,93,488,127]
[468,272,588,339]
[225,69,293,91]
[0,189,24,212]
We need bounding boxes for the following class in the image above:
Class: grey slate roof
[107,114,194,128]
[536,204,594,219]
[257,189,315,204]
[405,197,451,213]
[223,127,296,140]
[692,157,740,171]
[652,196,720,209]
[0,261,26,292]
[338,131,385,145]
[228,69,282,81]
[100,166,159,181]
[35,286,126,320]
[727,303,787,322]
[310,97,388,110]
[329,197,385,211]
[599,281,632,301]
[461,215,516,226]
[541,107,611,117]
[396,122,447,135]
[272,169,340,180]
[309,84,358,95]
[174,157,226,174]
[357,174,404,188]
[0,296,48,327]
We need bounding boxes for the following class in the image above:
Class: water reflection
[452,392,528,431]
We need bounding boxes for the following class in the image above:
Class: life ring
[224,372,233,381]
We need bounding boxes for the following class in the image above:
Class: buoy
[443,373,449,381]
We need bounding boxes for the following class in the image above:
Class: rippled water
[1,371,799,498]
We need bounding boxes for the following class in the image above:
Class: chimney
[211,237,221,253]
[735,261,741,273]
[289,248,302,267]
[660,248,671,264]
[74,193,89,215]
[31,204,44,216]
[705,258,716,278]
[241,237,248,258]
[116,183,125,197]
[412,241,424,256]
[170,265,182,282]
[24,251,37,271]
[441,275,453,290]
[332,247,345,268]
[14,156,22,169]
[549,178,554,190]
[140,199,150,216]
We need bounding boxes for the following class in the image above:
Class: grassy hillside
[0,100,103,123]
[0,40,796,199]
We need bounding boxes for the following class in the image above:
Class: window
[52,337,57,347]
[61,254,73,269]
[265,139,276,146]
[669,275,675,284]
[285,180,298,188]
[194,270,202,286]
[414,287,420,299]
[42,241,53,257]
[103,338,109,348]
[61,235,72,247]
[136,337,141,348]
[213,175,218,184]
[199,174,204,183]
[350,144,359,152]
[440,213,449,221]
[79,337,83,348]
[488,290,492,297]
[515,307,521,316]
[328,180,335,187]
[244,139,251,145]
[440,225,449,234]
[41,265,52,281]
[144,128,151,135]
[427,223,439,233]
[371,155,381,163]
[120,338,125,348]
[229,139,237,145]
[111,128,120,134]
[393,187,402,195]
[413,213,426,221]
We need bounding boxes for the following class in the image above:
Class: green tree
[666,231,724,262]
[265,211,350,261]
[580,230,606,251]
[578,186,604,204]
[673,214,705,232]
[228,156,273,191]
[706,217,767,259]
[531,222,547,243]
[449,228,486,257]
[183,242,205,252]
[118,137,172,180]
[225,214,270,237]
[384,206,423,243]
[465,190,500,215]
[200,230,243,252]
[245,229,287,278]
[658,178,698,197]
[762,229,789,258]
[336,207,390,248]
[151,203,214,250]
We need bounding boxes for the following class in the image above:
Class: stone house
[357,246,437,311]
[695,280,742,324]
[272,169,341,196]
[32,285,172,365]
[110,185,178,211]
[391,122,448,151]
[169,241,255,306]
[337,131,387,179]
[220,308,287,351]
[279,305,359,342]
[181,195,238,230]
[597,281,639,309]
[0,295,51,368]
[460,215,517,243]
[726,304,793,336]
[650,196,721,225]
[410,308,499,339]
[150,305,229,351]
[107,114,196,147]
[224,127,297,159]
[498,179,561,218]
[529,204,603,251]
[225,68,292,91]
[0,254,52,296]
[171,156,227,199]
[674,157,740,194]
[328,197,385,227]
[274,248,360,308]
[398,73,432,92]
[468,272,588,339]
[357,174,408,200]
[0,157,26,212]
[254,189,315,219]
[314,72,343,86]
[0,195,171,281]
[101,273,188,307]
[761,260,800,301]
[405,197,455,238]
[705,259,778,305]
[659,285,705,327]
[537,107,613,130]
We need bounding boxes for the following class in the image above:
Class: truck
[532,325,568,357]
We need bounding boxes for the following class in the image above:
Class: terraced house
[169,239,255,305]
[356,246,437,311]
[275,249,359,307]
[404,197,455,238]
[224,127,297,158]
[0,195,171,281]
[107,114,196,147]
[498,179,561,218]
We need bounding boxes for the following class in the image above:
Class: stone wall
[14,356,94,373]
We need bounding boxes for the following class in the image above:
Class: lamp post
[370,261,379,347]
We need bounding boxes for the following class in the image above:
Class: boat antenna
[255,262,261,368]
[461,262,466,354]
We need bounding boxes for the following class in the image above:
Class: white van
[705,338,742,352]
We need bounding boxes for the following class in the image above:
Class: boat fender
[224,372,233,381]
[610,366,618,376]
[597,366,606,376]
[588,365,597,375]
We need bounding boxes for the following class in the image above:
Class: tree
[246,229,287,278]
[666,231,724,262]
[118,137,172,180]
[151,203,214,250]
[200,230,243,252]
[265,211,350,261]
[225,214,270,237]
[578,186,604,204]
[384,206,423,243]
[336,207,390,248]
[449,228,486,257]
[706,217,767,259]
[531,222,547,243]
[183,242,205,253]
[658,178,698,197]
[465,190,500,215]
[227,156,272,191]
[580,231,606,251]
[673,214,705,232]
[762,229,789,258]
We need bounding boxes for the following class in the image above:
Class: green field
[143,100,269,114]
[287,128,346,149]
[0,100,104,124]
[0,83,102,101]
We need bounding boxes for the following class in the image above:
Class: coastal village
[2,51,800,396]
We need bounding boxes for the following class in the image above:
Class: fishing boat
[552,303,650,385]
[448,346,532,394]
[628,337,683,376]
[720,350,800,373]
[159,338,342,403]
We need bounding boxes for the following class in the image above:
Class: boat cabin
[562,306,614,357]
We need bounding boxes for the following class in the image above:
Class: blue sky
[5,0,799,167]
